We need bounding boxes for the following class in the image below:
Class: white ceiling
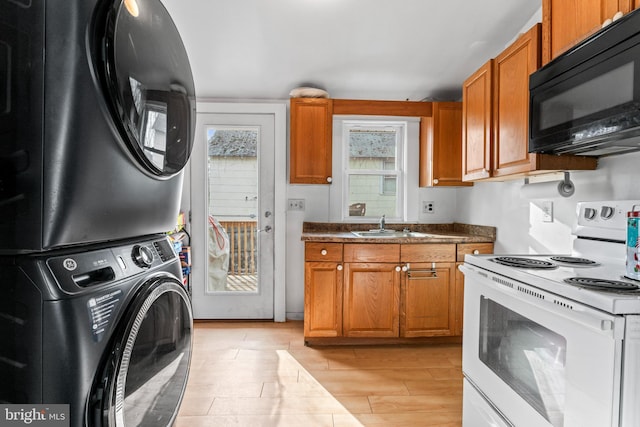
[160,0,541,101]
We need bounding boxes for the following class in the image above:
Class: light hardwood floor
[175,321,463,427]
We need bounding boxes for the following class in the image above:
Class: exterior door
[190,110,279,319]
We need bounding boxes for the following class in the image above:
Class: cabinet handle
[337,265,343,271]
[407,269,438,280]
[473,249,480,255]
[321,249,327,256]
[326,177,332,183]
[433,178,439,185]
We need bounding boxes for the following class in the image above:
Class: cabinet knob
[337,265,343,271]
[433,178,439,185]
[395,266,401,272]
[473,249,480,255]
[326,177,332,183]
[320,249,328,256]
[402,265,408,272]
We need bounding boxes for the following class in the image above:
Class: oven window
[479,298,566,427]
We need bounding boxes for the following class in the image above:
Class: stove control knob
[600,206,614,219]
[584,208,597,220]
[132,245,154,268]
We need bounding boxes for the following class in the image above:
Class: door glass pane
[207,126,258,293]
[479,298,566,427]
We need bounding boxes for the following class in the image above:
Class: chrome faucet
[379,214,386,231]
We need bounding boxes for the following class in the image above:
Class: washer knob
[132,245,154,268]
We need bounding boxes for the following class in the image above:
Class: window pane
[348,175,397,218]
[348,129,397,170]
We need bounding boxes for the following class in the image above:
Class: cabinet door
[400,263,455,338]
[542,0,632,64]
[343,263,400,338]
[462,60,493,181]
[492,24,541,178]
[420,103,472,187]
[289,98,333,184]
[304,262,343,337]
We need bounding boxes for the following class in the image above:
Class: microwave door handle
[459,264,622,336]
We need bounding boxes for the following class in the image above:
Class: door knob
[257,225,272,233]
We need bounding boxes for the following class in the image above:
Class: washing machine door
[92,0,196,178]
[90,276,193,427]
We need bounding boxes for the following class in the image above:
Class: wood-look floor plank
[176,321,462,427]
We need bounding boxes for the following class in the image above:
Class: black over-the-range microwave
[529,8,640,156]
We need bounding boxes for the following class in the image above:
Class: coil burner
[490,257,557,269]
[549,256,598,266]
[564,277,640,292]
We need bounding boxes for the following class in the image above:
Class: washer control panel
[47,237,177,293]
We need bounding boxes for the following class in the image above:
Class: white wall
[455,152,640,254]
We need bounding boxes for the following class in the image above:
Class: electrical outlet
[288,198,305,211]
[422,201,435,214]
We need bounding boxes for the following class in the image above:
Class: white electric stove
[461,200,640,427]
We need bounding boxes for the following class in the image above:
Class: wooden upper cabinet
[542,0,633,64]
[420,102,472,187]
[462,60,493,181]
[289,98,333,184]
[492,24,541,178]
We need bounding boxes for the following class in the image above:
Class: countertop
[301,222,496,244]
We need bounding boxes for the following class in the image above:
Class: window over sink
[336,119,409,221]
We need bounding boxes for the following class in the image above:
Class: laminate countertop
[301,222,496,244]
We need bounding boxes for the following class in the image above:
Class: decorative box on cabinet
[290,98,333,184]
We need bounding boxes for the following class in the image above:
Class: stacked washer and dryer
[0,0,196,426]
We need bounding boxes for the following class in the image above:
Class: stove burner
[491,257,557,269]
[564,277,639,292]
[549,256,598,266]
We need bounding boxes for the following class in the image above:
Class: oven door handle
[459,263,623,336]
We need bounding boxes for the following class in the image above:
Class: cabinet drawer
[401,244,456,262]
[305,243,343,262]
[457,243,494,261]
[344,244,400,263]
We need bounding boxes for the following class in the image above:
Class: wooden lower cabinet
[304,241,492,342]
[343,262,401,338]
[304,261,343,337]
[400,263,456,338]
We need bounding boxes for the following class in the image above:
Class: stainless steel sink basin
[351,230,430,238]
[350,230,460,239]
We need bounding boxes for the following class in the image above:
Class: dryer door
[92,0,196,178]
[91,276,193,427]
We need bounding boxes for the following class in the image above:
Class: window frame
[341,120,407,222]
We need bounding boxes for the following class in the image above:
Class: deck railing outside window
[219,221,257,275]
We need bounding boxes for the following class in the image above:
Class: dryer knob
[132,245,154,268]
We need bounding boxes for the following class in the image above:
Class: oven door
[460,264,624,427]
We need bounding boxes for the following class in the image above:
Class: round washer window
[93,0,196,178]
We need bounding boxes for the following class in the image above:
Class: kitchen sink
[351,230,430,238]
[351,230,460,239]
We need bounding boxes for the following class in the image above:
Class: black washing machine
[0,235,193,427]
[0,0,196,252]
